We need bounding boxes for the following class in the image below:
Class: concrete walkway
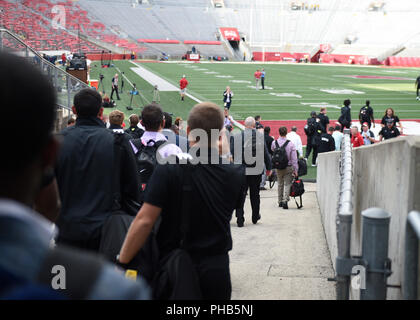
[229,182,336,300]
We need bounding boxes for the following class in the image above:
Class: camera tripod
[126,83,146,110]
[98,75,105,94]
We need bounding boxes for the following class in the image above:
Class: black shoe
[252,215,261,224]
[279,201,284,208]
[283,202,289,210]
[237,220,244,228]
[260,187,266,191]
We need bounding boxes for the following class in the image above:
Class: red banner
[219,28,240,41]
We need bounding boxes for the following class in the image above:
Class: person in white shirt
[332,124,344,151]
[286,126,303,158]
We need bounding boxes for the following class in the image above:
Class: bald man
[231,116,272,227]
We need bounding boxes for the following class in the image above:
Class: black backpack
[290,178,305,209]
[132,139,167,188]
[298,157,307,177]
[272,140,290,169]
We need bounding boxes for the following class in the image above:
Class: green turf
[89,60,420,126]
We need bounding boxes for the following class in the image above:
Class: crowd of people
[0,51,406,301]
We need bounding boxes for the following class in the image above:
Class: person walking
[232,117,272,227]
[286,126,303,158]
[254,69,261,90]
[338,99,352,132]
[179,75,189,101]
[110,73,120,101]
[359,100,375,129]
[271,127,298,209]
[223,86,234,109]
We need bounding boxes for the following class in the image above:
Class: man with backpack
[131,104,182,196]
[55,88,141,252]
[0,51,150,300]
[271,127,298,209]
[231,117,272,227]
[125,114,144,139]
[339,99,352,132]
[117,102,246,300]
[304,111,323,166]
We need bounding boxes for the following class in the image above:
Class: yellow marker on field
[125,269,138,281]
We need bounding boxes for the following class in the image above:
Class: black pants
[236,174,262,223]
[192,254,231,300]
[417,84,419,96]
[261,77,265,89]
[305,136,314,158]
[111,85,120,100]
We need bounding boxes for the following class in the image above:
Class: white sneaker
[311,164,317,167]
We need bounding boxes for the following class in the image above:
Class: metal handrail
[403,210,420,299]
[335,128,354,299]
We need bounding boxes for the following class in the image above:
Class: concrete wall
[317,136,420,299]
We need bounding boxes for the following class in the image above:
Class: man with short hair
[351,126,364,147]
[379,119,400,141]
[179,75,188,101]
[232,117,272,226]
[55,88,141,252]
[131,105,182,159]
[271,127,298,209]
[0,51,149,300]
[125,114,144,139]
[318,127,336,154]
[118,102,246,300]
[255,115,262,127]
[317,107,329,133]
[332,124,343,151]
[109,110,125,131]
[286,126,303,158]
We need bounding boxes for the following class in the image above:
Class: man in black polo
[55,88,141,252]
[317,107,329,133]
[118,102,246,299]
[318,126,336,154]
[379,119,400,141]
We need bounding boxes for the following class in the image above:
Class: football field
[90,60,420,123]
[89,60,420,180]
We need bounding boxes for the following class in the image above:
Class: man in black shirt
[318,127,336,154]
[125,114,144,139]
[339,99,352,132]
[55,88,141,252]
[359,100,375,129]
[264,126,274,156]
[317,107,329,133]
[379,119,400,141]
[118,102,245,300]
[304,111,317,160]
